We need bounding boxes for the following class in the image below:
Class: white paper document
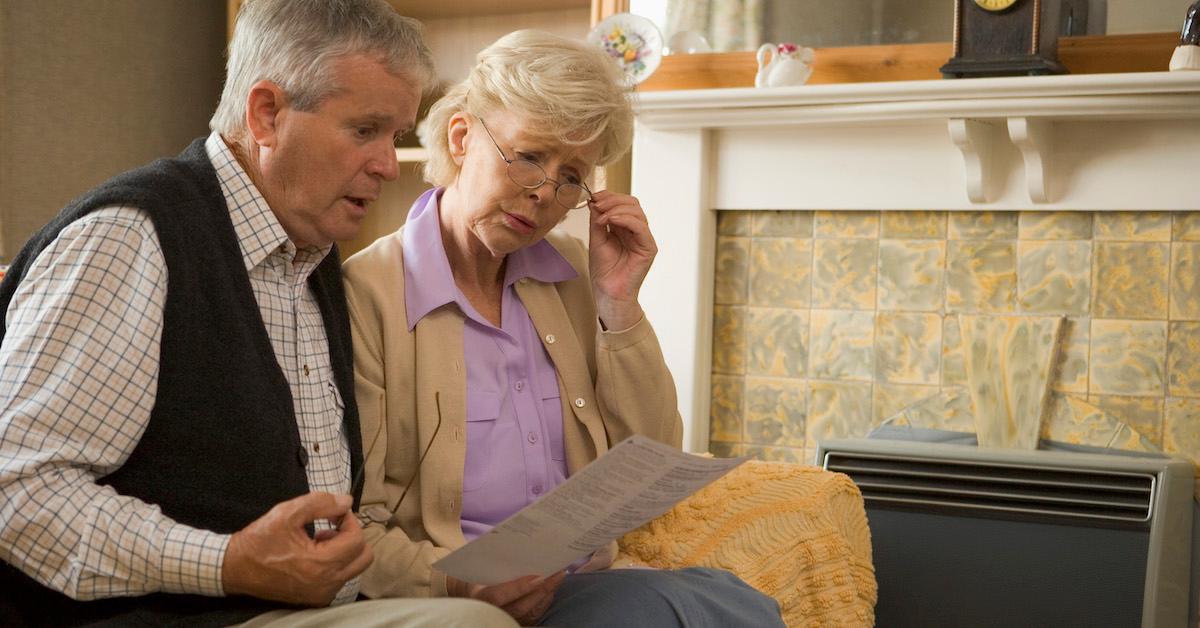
[432,435,745,585]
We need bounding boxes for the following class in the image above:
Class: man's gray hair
[210,0,435,136]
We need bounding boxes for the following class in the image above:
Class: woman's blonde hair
[423,30,634,187]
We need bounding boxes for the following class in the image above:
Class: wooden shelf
[638,32,1181,91]
[384,0,588,19]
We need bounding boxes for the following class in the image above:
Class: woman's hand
[587,190,657,331]
[447,571,566,625]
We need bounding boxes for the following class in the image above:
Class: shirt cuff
[160,525,229,597]
[597,314,651,351]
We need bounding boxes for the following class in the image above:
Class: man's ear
[447,112,470,166]
[245,80,288,147]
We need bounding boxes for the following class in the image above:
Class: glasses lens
[556,184,589,209]
[507,160,546,188]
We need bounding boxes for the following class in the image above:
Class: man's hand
[221,492,372,606]
[447,571,566,626]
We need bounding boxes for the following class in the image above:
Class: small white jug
[755,42,815,88]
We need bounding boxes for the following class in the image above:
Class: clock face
[974,0,1019,11]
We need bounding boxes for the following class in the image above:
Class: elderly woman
[343,30,784,627]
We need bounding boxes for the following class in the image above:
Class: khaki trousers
[235,598,519,628]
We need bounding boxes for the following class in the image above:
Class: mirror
[630,0,1195,53]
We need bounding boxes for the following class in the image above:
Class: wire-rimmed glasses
[476,116,593,210]
[354,391,444,526]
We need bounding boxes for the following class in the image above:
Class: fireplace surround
[630,71,1200,453]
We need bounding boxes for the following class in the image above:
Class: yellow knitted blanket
[618,461,877,627]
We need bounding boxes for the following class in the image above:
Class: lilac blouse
[402,188,577,541]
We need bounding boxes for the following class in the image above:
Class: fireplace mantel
[630,71,1200,451]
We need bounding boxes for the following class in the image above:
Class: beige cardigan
[342,226,684,600]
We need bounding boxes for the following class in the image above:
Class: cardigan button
[296,446,309,468]
[574,398,586,408]
[545,334,556,344]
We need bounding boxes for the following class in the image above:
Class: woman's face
[445,109,602,259]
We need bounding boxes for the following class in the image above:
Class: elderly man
[0,1,515,626]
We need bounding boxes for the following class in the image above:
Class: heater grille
[823,451,1156,523]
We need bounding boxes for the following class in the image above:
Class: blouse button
[545,334,556,344]
[574,398,586,408]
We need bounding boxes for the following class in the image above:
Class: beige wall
[0,0,225,261]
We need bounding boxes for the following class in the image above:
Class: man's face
[256,54,421,248]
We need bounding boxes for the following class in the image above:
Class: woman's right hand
[447,571,566,625]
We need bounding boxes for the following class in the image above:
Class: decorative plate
[587,12,663,85]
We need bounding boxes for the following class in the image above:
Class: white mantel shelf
[630,72,1200,452]
[637,71,1200,128]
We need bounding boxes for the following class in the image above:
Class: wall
[0,0,226,262]
[709,210,1200,472]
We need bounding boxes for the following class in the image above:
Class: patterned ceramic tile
[717,211,751,236]
[812,239,878,310]
[946,241,1017,313]
[746,307,808,377]
[948,212,1019,240]
[742,445,803,463]
[880,211,946,239]
[1087,394,1164,447]
[711,305,746,375]
[1174,212,1200,241]
[1089,319,1167,396]
[1052,318,1090,394]
[1164,397,1200,466]
[708,441,743,458]
[752,210,814,237]
[941,315,966,387]
[960,315,1064,449]
[1170,242,1200,320]
[808,310,876,381]
[873,383,940,424]
[744,377,807,447]
[749,238,812,308]
[1018,212,1093,240]
[1094,211,1172,241]
[1040,394,1158,452]
[709,374,744,442]
[884,387,976,433]
[1092,242,1169,319]
[714,236,750,305]
[814,211,879,238]
[875,312,941,385]
[878,240,945,312]
[1168,321,1200,398]
[1018,240,1091,315]
[806,381,875,443]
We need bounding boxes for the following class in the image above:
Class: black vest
[0,138,362,627]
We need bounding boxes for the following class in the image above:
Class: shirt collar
[402,188,578,330]
[205,132,331,276]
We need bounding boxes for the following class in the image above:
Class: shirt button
[532,485,543,495]
[313,442,320,453]
[574,398,586,408]
[545,334,556,344]
[303,364,310,377]
[515,381,524,392]
[527,432,538,444]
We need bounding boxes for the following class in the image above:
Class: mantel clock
[941,0,1089,78]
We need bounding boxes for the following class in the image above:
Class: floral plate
[587,12,663,85]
